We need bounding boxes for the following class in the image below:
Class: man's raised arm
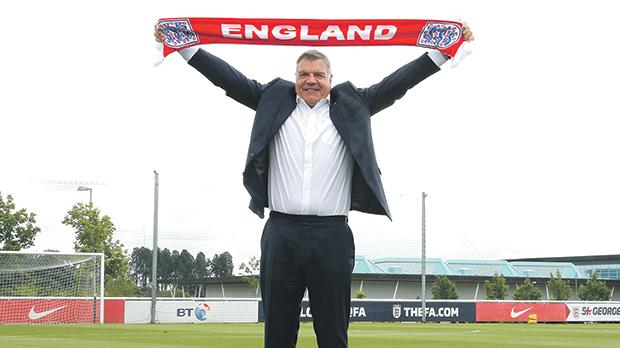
[154,22,264,111]
[360,22,474,115]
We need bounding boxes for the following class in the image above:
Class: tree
[130,247,152,289]
[105,275,138,296]
[238,256,260,295]
[355,290,366,299]
[548,269,572,301]
[0,192,41,251]
[62,203,135,296]
[484,273,509,300]
[513,277,543,300]
[152,248,175,295]
[158,248,174,280]
[430,275,458,299]
[238,256,260,276]
[177,249,195,279]
[171,250,181,280]
[578,272,611,301]
[194,252,211,278]
[210,251,234,278]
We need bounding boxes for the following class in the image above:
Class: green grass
[1,322,619,348]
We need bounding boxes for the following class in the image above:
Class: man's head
[295,50,332,107]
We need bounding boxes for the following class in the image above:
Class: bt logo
[177,303,211,321]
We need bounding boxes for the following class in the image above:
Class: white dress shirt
[180,47,448,216]
[268,97,354,216]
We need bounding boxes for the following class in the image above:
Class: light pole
[421,192,428,323]
[77,186,93,204]
[151,170,159,324]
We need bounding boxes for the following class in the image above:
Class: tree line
[129,247,234,294]
[484,271,612,301]
[427,271,611,301]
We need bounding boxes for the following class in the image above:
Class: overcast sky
[2,0,619,268]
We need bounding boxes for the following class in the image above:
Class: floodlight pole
[421,192,427,323]
[77,186,93,204]
[151,170,159,324]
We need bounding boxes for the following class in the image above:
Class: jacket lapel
[269,87,298,140]
[328,91,351,150]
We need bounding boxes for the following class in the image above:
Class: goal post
[0,251,105,324]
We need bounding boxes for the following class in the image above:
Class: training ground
[1,322,619,348]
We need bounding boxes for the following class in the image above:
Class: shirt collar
[296,96,330,108]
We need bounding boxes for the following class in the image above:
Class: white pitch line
[348,329,481,336]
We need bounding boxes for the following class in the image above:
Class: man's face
[295,59,332,107]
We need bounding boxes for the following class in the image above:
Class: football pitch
[1,322,619,348]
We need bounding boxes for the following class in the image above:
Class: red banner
[104,299,125,324]
[0,299,102,324]
[158,18,465,58]
[476,302,570,322]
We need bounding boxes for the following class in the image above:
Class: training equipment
[0,251,104,324]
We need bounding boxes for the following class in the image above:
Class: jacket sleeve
[187,49,265,111]
[358,52,441,116]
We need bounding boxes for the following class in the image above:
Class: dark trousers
[260,211,355,348]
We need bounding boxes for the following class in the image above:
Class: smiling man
[295,53,332,107]
[156,22,473,348]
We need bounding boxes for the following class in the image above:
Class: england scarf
[157,18,467,59]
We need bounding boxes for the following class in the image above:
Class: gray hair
[296,49,331,75]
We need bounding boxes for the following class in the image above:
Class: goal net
[0,251,104,324]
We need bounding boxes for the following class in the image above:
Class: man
[155,22,473,348]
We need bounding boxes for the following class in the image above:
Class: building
[351,256,618,301]
[163,254,620,301]
[508,254,620,280]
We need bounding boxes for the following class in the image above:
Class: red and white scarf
[157,18,467,58]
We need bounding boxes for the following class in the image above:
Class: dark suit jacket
[188,49,440,220]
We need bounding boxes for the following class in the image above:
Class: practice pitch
[1,322,619,347]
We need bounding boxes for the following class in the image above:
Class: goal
[0,251,104,324]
